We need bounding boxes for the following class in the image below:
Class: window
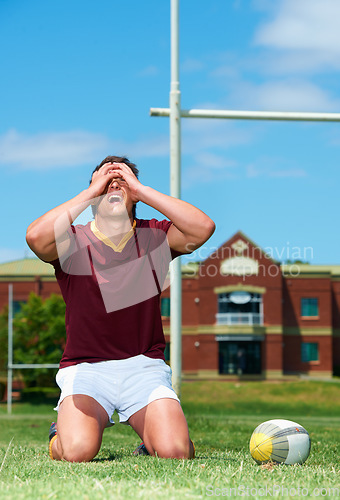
[216,292,263,325]
[301,342,319,362]
[301,298,319,317]
[161,297,170,318]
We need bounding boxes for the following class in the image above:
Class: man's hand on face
[88,162,142,202]
[88,163,119,199]
[107,162,143,203]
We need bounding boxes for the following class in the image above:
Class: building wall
[178,234,337,378]
[263,334,283,373]
[182,278,200,325]
[182,334,200,373]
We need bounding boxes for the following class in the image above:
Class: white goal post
[151,0,340,397]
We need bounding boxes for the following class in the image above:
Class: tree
[11,293,66,387]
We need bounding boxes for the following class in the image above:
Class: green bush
[20,386,60,403]
[0,293,66,388]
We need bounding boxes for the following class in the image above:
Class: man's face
[94,166,135,220]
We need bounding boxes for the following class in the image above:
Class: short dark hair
[90,155,139,219]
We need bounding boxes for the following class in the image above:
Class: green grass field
[0,380,339,499]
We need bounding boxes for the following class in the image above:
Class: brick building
[162,231,340,379]
[1,231,339,379]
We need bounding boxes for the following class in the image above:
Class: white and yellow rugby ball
[250,419,311,465]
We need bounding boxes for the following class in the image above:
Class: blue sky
[1,0,340,265]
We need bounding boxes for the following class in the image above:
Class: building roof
[1,256,340,280]
[282,263,340,278]
[0,257,199,279]
[0,258,55,277]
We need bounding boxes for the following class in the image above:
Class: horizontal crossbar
[150,107,340,122]
[8,364,59,369]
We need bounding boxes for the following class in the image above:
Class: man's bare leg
[50,394,109,462]
[128,398,194,459]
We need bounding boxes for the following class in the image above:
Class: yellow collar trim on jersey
[90,219,136,253]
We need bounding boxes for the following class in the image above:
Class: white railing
[216,312,263,325]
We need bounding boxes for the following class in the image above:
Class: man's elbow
[26,227,39,253]
[206,218,216,239]
[200,218,215,244]
[190,218,215,251]
[26,226,52,259]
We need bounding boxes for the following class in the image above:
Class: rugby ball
[249,419,311,465]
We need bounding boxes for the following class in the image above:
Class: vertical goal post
[152,0,340,397]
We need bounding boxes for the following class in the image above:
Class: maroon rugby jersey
[50,218,177,368]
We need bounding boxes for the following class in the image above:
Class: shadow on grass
[92,452,117,462]
[92,448,239,462]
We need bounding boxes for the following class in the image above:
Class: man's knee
[149,438,193,459]
[60,437,101,462]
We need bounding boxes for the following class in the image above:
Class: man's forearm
[26,189,93,260]
[138,185,215,252]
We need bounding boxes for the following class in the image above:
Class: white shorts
[54,354,179,425]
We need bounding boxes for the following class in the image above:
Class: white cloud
[254,0,340,72]
[183,152,237,188]
[114,135,169,159]
[255,0,340,51]
[227,79,340,112]
[178,116,256,187]
[0,129,170,170]
[0,129,110,170]
[246,158,307,179]
[182,118,254,152]
[0,122,251,177]
[255,50,340,75]
[191,152,236,170]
